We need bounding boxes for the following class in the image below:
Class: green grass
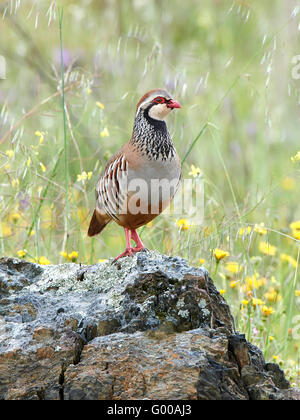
[0,0,299,385]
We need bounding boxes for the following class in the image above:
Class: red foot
[131,245,144,253]
[113,247,134,262]
[113,246,144,263]
[112,228,145,263]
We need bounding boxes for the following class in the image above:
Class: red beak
[167,99,181,109]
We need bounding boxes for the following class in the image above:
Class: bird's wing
[95,150,129,222]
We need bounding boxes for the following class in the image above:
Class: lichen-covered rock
[0,252,299,400]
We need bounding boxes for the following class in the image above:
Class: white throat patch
[148,103,172,120]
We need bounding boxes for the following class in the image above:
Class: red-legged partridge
[88,89,181,260]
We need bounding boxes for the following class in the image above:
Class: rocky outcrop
[0,252,299,400]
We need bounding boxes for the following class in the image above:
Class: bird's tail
[87,210,110,237]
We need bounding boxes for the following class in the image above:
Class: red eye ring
[153,97,166,104]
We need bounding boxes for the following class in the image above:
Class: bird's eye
[153,97,165,104]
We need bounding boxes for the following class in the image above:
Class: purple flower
[54,48,73,68]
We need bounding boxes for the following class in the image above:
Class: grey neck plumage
[131,108,176,161]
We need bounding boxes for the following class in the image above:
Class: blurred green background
[0,0,300,381]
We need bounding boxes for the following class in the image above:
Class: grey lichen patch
[198,299,210,318]
[28,255,140,296]
[28,263,80,294]
[199,299,207,309]
[176,298,190,319]
[201,308,211,318]
[178,309,190,319]
[82,257,138,294]
[135,251,209,281]
[176,298,185,309]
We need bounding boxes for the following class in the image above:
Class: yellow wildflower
[60,251,78,262]
[219,289,226,296]
[9,213,21,224]
[229,280,238,289]
[39,162,47,173]
[239,226,252,236]
[17,250,27,258]
[176,219,191,231]
[295,290,300,297]
[252,298,265,307]
[11,179,19,188]
[96,101,104,109]
[291,151,300,163]
[77,171,87,181]
[77,171,92,183]
[271,276,279,285]
[60,251,68,259]
[188,164,201,178]
[146,221,153,228]
[68,251,79,262]
[281,177,295,191]
[213,248,230,261]
[259,241,277,256]
[242,300,249,306]
[5,149,14,158]
[254,223,267,235]
[269,336,275,342]
[100,127,109,137]
[272,355,279,362]
[280,253,298,268]
[1,223,11,237]
[264,287,282,303]
[35,130,45,144]
[98,259,108,263]
[261,305,275,316]
[39,256,51,265]
[199,258,206,265]
[290,220,300,231]
[243,273,266,292]
[292,230,300,240]
[225,261,242,274]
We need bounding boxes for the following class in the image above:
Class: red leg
[130,229,144,252]
[113,228,145,262]
[113,228,133,261]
